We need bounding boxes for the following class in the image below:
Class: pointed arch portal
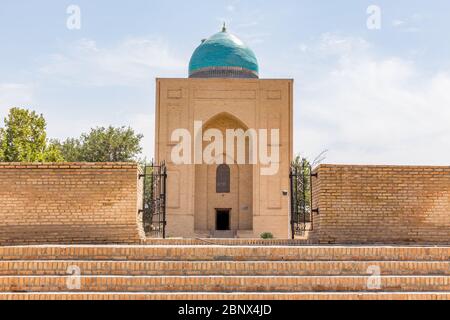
[194,112,254,235]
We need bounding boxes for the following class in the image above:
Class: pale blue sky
[1,1,450,164]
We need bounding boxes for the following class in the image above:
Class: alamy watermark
[66,265,81,290]
[367,5,381,30]
[171,121,280,176]
[367,265,382,290]
[66,5,81,30]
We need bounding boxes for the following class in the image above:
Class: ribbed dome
[189,26,259,79]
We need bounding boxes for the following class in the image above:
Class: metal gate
[289,161,316,239]
[140,161,167,238]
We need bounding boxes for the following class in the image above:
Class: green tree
[291,155,312,219]
[140,161,154,234]
[0,129,4,160]
[50,138,82,162]
[0,108,63,162]
[291,151,328,223]
[57,126,143,162]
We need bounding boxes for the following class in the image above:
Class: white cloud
[5,32,448,165]
[392,13,423,33]
[226,5,235,12]
[236,21,259,29]
[39,37,185,87]
[125,111,155,160]
[392,20,405,27]
[293,33,450,165]
[241,32,271,46]
[317,32,371,56]
[31,36,186,159]
[0,83,34,115]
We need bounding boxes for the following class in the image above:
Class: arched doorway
[194,113,253,237]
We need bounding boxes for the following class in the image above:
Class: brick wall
[311,165,450,244]
[0,163,144,245]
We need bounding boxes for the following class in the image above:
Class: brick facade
[311,165,450,244]
[2,162,450,245]
[156,78,292,239]
[0,163,144,245]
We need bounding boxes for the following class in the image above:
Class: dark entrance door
[216,209,230,231]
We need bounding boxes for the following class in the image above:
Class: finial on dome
[222,22,227,32]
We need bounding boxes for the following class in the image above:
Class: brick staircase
[0,244,450,300]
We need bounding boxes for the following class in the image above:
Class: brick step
[1,238,309,247]
[2,260,450,276]
[2,246,450,261]
[2,276,450,292]
[147,239,309,246]
[1,292,450,300]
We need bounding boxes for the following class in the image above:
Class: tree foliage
[291,151,328,222]
[56,126,143,162]
[0,108,63,162]
[0,108,143,163]
[50,138,82,162]
[141,162,154,234]
[291,155,312,215]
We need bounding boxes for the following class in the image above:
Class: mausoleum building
[155,25,293,238]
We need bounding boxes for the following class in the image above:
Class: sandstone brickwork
[156,78,293,239]
[311,165,450,244]
[1,245,450,300]
[0,163,144,245]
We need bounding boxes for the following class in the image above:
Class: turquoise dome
[189,26,259,78]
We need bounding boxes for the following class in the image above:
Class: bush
[260,232,274,239]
